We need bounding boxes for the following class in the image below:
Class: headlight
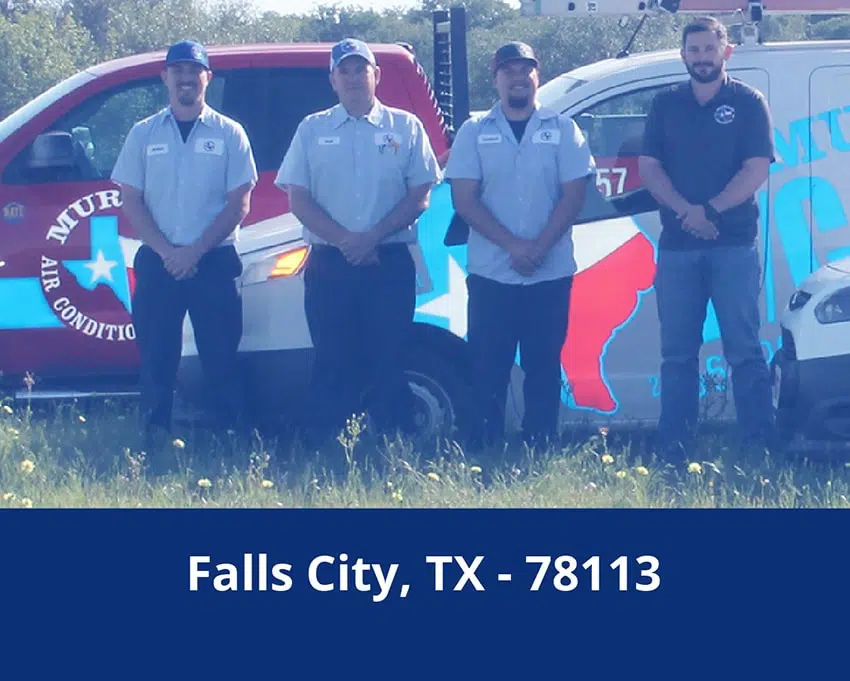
[788,289,811,311]
[241,245,310,286]
[815,286,850,324]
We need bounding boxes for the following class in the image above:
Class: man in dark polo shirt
[639,16,776,460]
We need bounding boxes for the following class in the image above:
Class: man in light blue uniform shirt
[445,42,596,447]
[111,40,258,462]
[275,38,440,445]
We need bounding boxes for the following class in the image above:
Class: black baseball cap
[492,42,539,73]
[165,40,210,70]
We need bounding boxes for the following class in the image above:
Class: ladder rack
[520,0,850,17]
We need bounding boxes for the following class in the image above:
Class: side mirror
[27,131,76,170]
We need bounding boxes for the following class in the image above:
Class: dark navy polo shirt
[641,75,775,250]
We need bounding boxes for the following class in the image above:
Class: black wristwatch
[703,202,722,223]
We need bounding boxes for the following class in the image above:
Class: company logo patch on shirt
[318,136,341,146]
[532,129,561,144]
[714,104,736,125]
[146,144,169,156]
[477,134,502,144]
[375,132,402,154]
[195,138,224,155]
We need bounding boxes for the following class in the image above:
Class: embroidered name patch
[318,136,341,146]
[477,134,502,144]
[146,144,169,156]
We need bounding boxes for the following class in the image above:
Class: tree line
[0,0,846,120]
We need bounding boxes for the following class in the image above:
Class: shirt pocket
[525,136,560,192]
[370,131,408,186]
[191,148,228,199]
[307,139,349,192]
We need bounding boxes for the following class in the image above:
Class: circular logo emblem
[714,104,735,125]
[204,140,215,152]
[40,190,139,342]
[3,202,25,224]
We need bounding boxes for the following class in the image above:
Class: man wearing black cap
[445,42,597,447]
[111,40,258,462]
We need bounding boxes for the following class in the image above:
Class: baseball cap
[165,40,210,70]
[330,38,377,71]
[492,41,539,73]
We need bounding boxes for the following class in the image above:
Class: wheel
[771,350,796,445]
[358,346,473,442]
[405,349,474,440]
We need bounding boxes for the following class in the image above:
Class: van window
[220,67,339,173]
[573,84,671,223]
[2,75,225,185]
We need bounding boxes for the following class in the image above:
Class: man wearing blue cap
[111,40,258,463]
[275,38,441,445]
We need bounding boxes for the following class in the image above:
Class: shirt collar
[482,100,558,144]
[482,100,558,124]
[684,73,734,106]
[163,103,214,128]
[331,99,386,128]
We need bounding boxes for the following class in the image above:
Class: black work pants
[466,273,573,446]
[301,244,416,441]
[131,244,244,436]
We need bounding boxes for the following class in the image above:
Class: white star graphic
[415,255,468,338]
[85,249,118,285]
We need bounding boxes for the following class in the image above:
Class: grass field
[2,396,850,509]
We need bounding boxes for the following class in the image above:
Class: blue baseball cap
[330,38,376,71]
[165,40,210,70]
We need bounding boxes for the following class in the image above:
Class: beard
[507,94,530,109]
[686,62,723,84]
[176,84,199,106]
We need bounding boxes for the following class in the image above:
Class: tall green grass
[2,398,850,509]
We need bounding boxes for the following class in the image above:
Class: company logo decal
[40,190,139,342]
[714,104,735,125]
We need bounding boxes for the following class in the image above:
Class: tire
[401,348,474,441]
[771,350,796,445]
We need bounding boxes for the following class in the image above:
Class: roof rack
[520,1,850,47]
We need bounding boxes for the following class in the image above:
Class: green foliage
[0,0,833,120]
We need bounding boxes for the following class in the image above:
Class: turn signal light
[270,246,309,278]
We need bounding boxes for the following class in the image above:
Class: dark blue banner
[1,509,846,677]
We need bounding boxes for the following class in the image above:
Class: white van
[176,7,850,440]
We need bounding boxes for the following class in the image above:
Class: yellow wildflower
[688,462,703,475]
[469,465,483,474]
[173,438,186,449]
[602,454,614,465]
[635,466,649,476]
[19,498,33,508]
[2,404,12,414]
[426,472,440,482]
[391,490,403,503]
[78,415,87,423]
[261,479,274,489]
[616,470,627,479]
[197,478,212,489]
[19,459,35,474]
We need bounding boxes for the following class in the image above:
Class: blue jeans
[654,245,775,450]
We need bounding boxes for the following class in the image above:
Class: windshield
[0,70,96,145]
[537,74,587,110]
